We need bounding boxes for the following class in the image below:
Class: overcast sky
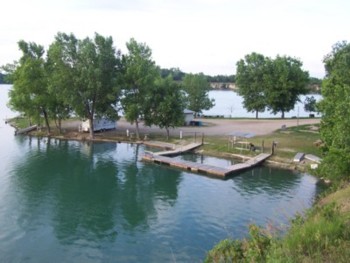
[1,0,349,78]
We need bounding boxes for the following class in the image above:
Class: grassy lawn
[202,124,322,161]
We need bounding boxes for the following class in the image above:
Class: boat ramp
[14,125,38,135]
[142,141,271,178]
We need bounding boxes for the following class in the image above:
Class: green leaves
[121,38,159,139]
[318,41,350,179]
[236,53,309,118]
[182,73,214,116]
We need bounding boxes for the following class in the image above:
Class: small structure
[183,109,194,126]
[227,131,255,151]
[293,152,305,163]
[305,154,322,164]
[79,118,116,132]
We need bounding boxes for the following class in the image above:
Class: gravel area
[63,117,320,138]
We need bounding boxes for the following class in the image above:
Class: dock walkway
[142,152,271,178]
[153,142,202,157]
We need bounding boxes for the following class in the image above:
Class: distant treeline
[160,67,321,92]
[160,68,235,83]
[0,73,9,84]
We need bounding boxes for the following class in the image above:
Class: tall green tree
[6,41,52,133]
[265,56,309,118]
[318,41,350,179]
[121,38,159,139]
[46,33,76,133]
[143,76,185,140]
[49,32,120,139]
[236,52,268,119]
[182,73,214,116]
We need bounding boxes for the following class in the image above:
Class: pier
[153,142,202,157]
[142,152,271,178]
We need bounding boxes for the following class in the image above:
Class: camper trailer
[80,118,116,132]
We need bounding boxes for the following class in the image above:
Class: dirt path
[64,118,320,138]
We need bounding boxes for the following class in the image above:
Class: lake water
[0,85,324,262]
[203,90,322,118]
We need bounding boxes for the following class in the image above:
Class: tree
[46,33,76,133]
[6,41,52,133]
[182,73,214,116]
[143,76,185,140]
[121,38,159,139]
[304,96,317,114]
[235,52,268,119]
[318,41,350,180]
[49,32,120,139]
[265,56,309,118]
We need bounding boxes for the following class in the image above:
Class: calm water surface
[203,90,322,118]
[0,85,323,262]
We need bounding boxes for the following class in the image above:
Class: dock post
[262,140,264,153]
[272,141,277,155]
[201,133,204,145]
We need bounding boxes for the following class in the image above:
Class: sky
[0,0,349,78]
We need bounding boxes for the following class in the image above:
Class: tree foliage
[318,41,350,179]
[304,96,317,113]
[265,56,309,118]
[48,32,121,138]
[236,53,309,118]
[121,38,159,139]
[182,73,214,116]
[143,76,185,140]
[236,52,268,118]
[160,67,185,81]
[6,41,52,133]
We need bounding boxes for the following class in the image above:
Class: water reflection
[231,166,303,197]
[10,138,182,245]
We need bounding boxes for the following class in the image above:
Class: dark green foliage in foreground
[318,41,350,180]
[206,202,350,263]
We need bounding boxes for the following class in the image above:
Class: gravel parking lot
[64,117,320,138]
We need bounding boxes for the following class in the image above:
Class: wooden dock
[142,152,272,178]
[152,142,202,157]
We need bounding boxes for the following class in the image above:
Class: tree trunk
[135,120,140,139]
[166,127,170,141]
[58,118,62,134]
[89,117,94,139]
[255,110,259,119]
[43,109,51,135]
[281,111,285,119]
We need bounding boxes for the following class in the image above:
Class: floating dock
[153,142,202,157]
[142,152,271,178]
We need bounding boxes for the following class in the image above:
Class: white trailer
[80,118,116,132]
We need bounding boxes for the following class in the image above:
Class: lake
[203,90,322,118]
[0,85,324,262]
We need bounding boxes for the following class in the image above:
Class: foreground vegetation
[205,186,350,262]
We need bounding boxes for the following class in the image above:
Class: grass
[201,124,322,163]
[205,184,350,263]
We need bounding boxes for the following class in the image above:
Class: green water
[0,85,323,262]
